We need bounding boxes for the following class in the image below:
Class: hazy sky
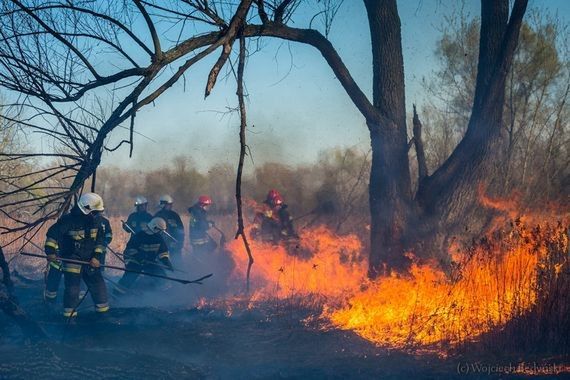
[100,0,569,173]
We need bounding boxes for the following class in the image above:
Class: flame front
[226,217,568,349]
[227,225,368,300]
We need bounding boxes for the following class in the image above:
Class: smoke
[105,247,238,309]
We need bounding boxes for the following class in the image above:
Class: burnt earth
[0,279,549,379]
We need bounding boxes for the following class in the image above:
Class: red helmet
[266,189,283,206]
[198,195,213,206]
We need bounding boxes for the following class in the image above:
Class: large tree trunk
[363,0,528,275]
[368,126,412,275]
[364,0,413,276]
[415,0,528,238]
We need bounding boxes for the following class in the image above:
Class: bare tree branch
[133,0,162,61]
[234,30,254,294]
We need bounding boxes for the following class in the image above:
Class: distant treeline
[94,147,371,237]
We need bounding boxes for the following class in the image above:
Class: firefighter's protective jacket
[124,231,171,268]
[188,205,212,245]
[44,206,105,261]
[253,202,296,241]
[123,210,153,234]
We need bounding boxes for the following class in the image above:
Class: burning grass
[325,221,568,349]
[226,216,569,353]
[226,225,367,300]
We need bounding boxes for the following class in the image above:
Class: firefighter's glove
[46,254,57,263]
[90,257,101,268]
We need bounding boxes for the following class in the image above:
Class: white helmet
[134,196,148,206]
[146,217,167,234]
[78,192,104,215]
[159,194,173,206]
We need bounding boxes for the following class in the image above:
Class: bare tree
[422,9,569,206]
[0,0,529,277]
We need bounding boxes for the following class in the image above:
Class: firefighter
[251,189,298,244]
[188,195,217,256]
[154,194,184,260]
[114,217,173,294]
[123,196,153,235]
[44,212,113,301]
[44,193,109,318]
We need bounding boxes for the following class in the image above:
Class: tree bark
[364,0,413,275]
[368,125,412,275]
[364,0,407,128]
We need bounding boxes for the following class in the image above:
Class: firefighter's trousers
[62,263,108,317]
[44,261,63,301]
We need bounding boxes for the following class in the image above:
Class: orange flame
[226,225,367,300]
[225,212,568,349]
[327,220,568,348]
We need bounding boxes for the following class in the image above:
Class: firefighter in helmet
[44,209,112,301]
[114,217,173,294]
[154,195,184,260]
[44,192,109,318]
[188,195,217,256]
[123,196,153,236]
[251,189,297,244]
